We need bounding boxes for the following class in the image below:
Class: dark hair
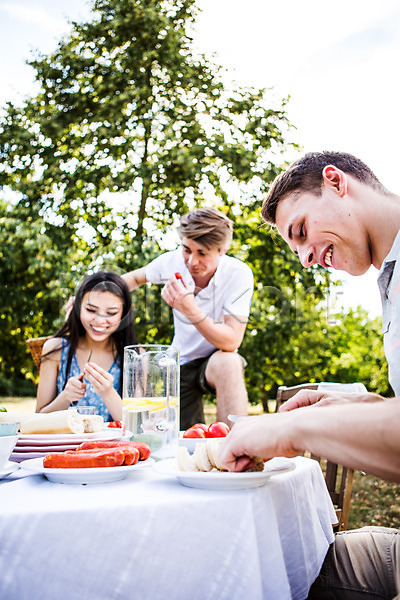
[177,208,233,250]
[261,151,386,224]
[45,271,138,395]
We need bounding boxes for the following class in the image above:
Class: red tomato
[182,427,206,439]
[192,423,209,436]
[175,272,182,280]
[207,421,230,438]
[108,421,122,428]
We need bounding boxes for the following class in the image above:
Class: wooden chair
[26,336,51,369]
[276,383,354,531]
[276,383,319,411]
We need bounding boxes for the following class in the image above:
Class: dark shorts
[180,354,216,430]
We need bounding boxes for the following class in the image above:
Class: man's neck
[368,192,400,269]
[192,269,217,292]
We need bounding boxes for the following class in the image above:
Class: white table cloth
[0,456,336,600]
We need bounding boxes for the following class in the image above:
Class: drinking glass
[122,345,180,458]
[73,406,97,416]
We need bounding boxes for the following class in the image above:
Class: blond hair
[177,208,233,250]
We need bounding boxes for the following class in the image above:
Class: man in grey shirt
[220,150,400,599]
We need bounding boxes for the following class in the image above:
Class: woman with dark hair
[36,272,138,421]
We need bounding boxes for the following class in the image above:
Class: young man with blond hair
[220,152,400,599]
[123,208,254,429]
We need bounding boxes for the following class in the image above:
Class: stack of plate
[10,429,126,463]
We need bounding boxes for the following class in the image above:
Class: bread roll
[193,443,213,471]
[177,446,198,471]
[205,439,228,471]
[243,456,265,472]
[0,412,38,427]
[82,415,104,433]
[177,438,264,473]
[20,410,85,435]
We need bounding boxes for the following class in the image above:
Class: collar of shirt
[378,230,400,297]
[183,260,222,300]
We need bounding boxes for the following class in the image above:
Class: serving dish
[19,456,154,484]
[0,460,20,479]
[153,457,296,490]
[178,432,208,453]
[0,422,20,436]
[0,434,19,468]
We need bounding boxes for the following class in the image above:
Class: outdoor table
[0,456,336,600]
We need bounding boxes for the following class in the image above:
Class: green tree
[325,310,389,395]
[0,0,388,402]
[0,0,298,388]
[0,0,292,247]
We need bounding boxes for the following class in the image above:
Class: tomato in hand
[182,427,206,439]
[175,272,183,280]
[207,421,230,438]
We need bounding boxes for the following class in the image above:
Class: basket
[26,336,51,369]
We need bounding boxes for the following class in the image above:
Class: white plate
[13,443,80,452]
[11,431,133,463]
[11,452,51,463]
[17,429,125,444]
[153,457,296,490]
[11,450,81,463]
[19,456,154,484]
[0,460,19,479]
[178,432,208,454]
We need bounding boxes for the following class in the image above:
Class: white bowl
[178,432,208,454]
[0,422,20,436]
[0,435,18,468]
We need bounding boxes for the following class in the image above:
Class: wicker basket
[26,336,51,369]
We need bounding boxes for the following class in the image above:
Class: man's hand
[161,274,199,318]
[64,296,75,320]
[279,389,384,412]
[218,414,301,472]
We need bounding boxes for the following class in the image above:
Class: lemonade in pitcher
[122,397,179,456]
[122,345,180,458]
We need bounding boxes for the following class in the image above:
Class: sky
[1,0,399,317]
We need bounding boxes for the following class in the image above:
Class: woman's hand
[83,362,122,421]
[83,362,114,398]
[64,374,86,405]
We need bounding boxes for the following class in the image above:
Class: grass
[348,472,400,529]
[3,397,399,530]
[1,397,36,413]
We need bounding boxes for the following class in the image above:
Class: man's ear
[322,165,347,197]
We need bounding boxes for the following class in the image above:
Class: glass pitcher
[122,345,180,459]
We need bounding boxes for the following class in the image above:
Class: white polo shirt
[145,249,254,364]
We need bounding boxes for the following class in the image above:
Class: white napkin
[317,381,367,393]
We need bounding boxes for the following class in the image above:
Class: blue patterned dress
[56,341,121,422]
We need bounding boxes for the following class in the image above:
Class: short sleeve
[145,250,184,285]
[222,263,254,317]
